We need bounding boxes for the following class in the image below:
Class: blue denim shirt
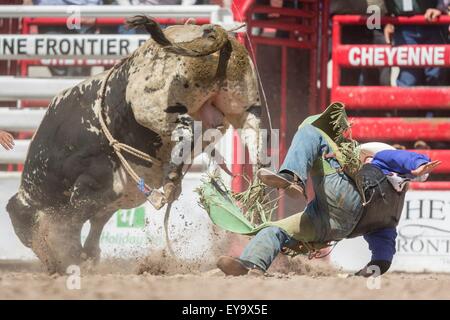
[371,150,430,177]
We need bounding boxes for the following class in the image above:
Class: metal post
[319,0,330,111]
[308,0,319,115]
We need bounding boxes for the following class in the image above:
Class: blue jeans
[240,226,295,271]
[394,25,448,87]
[240,124,363,271]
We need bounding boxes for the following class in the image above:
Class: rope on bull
[94,59,166,209]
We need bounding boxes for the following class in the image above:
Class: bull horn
[126,15,229,58]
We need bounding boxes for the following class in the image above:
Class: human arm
[424,8,442,21]
[0,130,14,150]
[371,150,439,176]
[411,160,442,177]
[425,0,448,21]
[384,23,395,44]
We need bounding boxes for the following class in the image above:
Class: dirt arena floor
[1,255,450,300]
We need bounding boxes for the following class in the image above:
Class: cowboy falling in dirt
[216,103,441,278]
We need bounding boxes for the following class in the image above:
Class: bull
[6,17,262,273]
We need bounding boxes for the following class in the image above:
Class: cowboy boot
[217,256,265,277]
[257,168,306,199]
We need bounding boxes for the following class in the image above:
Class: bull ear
[125,15,172,47]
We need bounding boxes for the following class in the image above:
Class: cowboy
[216,103,441,277]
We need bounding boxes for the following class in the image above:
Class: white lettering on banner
[397,195,450,258]
[348,47,360,65]
[0,35,149,59]
[348,46,447,67]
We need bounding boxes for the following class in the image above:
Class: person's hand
[411,160,442,176]
[0,130,14,150]
[384,23,395,44]
[424,8,442,22]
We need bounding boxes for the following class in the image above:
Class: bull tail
[6,193,36,248]
[126,15,173,47]
[126,15,230,58]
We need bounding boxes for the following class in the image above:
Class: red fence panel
[351,117,450,141]
[334,87,450,110]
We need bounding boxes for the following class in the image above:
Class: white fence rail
[0,140,30,164]
[0,5,221,19]
[0,109,45,131]
[0,77,80,100]
[0,5,237,27]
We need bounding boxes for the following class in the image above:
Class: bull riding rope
[94,59,166,209]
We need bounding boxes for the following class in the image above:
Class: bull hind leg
[82,209,116,262]
[32,212,84,274]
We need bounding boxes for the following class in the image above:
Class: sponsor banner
[338,45,450,67]
[331,191,450,273]
[0,35,148,59]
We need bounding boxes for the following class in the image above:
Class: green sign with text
[116,207,146,228]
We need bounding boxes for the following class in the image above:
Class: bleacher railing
[332,15,450,190]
